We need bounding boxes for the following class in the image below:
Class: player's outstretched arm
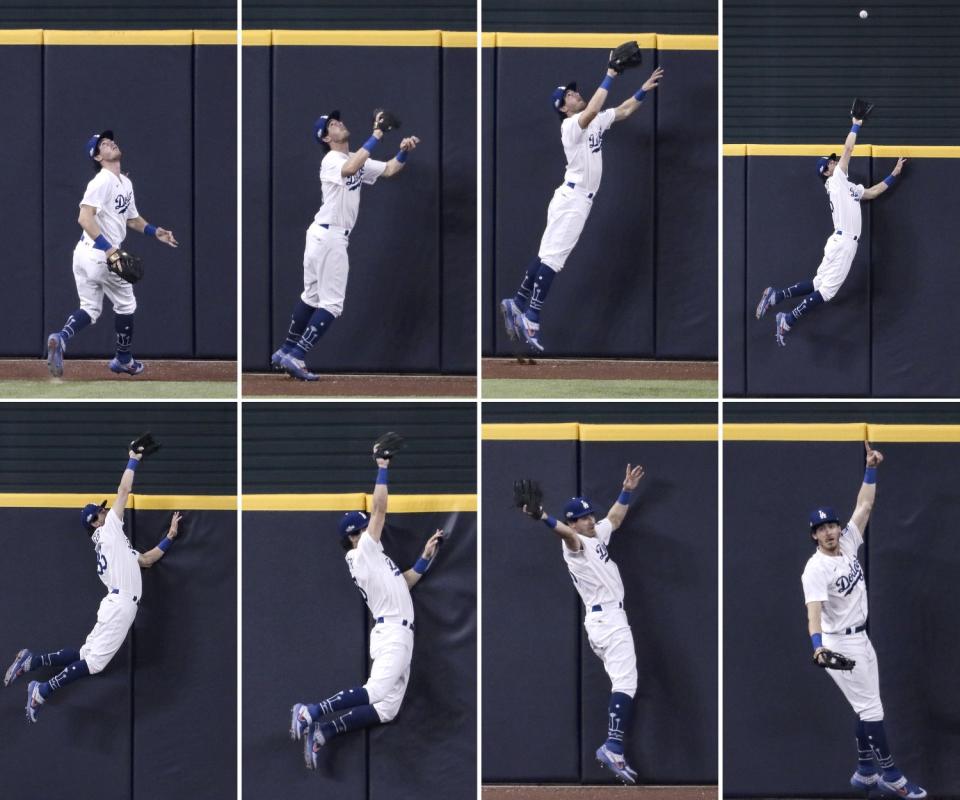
[138,512,182,568]
[806,600,830,664]
[862,157,907,201]
[403,529,445,588]
[537,511,581,552]
[837,115,862,175]
[612,67,664,123]
[112,449,141,520]
[850,441,883,533]
[578,59,619,129]
[382,136,421,178]
[605,464,645,530]
[126,216,178,247]
[78,204,118,257]
[342,111,390,177]
[366,457,390,543]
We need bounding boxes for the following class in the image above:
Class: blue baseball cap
[816,153,838,176]
[81,500,108,531]
[313,110,340,144]
[338,511,369,538]
[551,81,577,115]
[86,130,114,160]
[809,506,840,529]
[563,496,595,521]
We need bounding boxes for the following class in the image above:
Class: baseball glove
[373,431,404,461]
[374,109,401,133]
[609,40,643,74]
[513,479,544,520]
[129,432,161,459]
[106,249,144,284]
[850,97,875,123]
[814,648,856,671]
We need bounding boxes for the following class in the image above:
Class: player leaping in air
[755,101,906,346]
[500,42,663,353]
[270,110,420,382]
[289,432,445,769]
[802,441,926,798]
[514,463,645,784]
[3,434,180,722]
[46,130,178,378]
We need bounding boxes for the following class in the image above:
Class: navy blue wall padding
[482,46,496,355]
[243,509,477,799]
[440,44,478,373]
[1,45,43,356]
[723,440,872,796]
[743,155,872,396]
[481,439,581,782]
[193,44,238,358]
[43,46,194,358]
[241,44,273,371]
[654,49,718,359]
[578,441,717,783]
[493,45,656,357]
[723,154,746,396]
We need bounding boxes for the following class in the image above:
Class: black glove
[814,648,856,671]
[106,249,145,284]
[129,432,161,459]
[374,109,401,133]
[513,479,544,521]
[850,98,875,123]
[373,431,404,461]
[609,40,643,74]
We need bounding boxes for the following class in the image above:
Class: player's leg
[290,686,370,740]
[755,280,815,319]
[102,275,142,374]
[4,647,80,687]
[500,256,542,342]
[48,254,103,376]
[274,230,324,368]
[776,239,852,346]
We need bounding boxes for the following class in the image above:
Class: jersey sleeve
[319,152,347,186]
[360,158,387,185]
[80,172,110,211]
[561,115,585,146]
[355,531,382,566]
[125,189,139,220]
[801,562,829,604]
[841,519,864,551]
[595,517,614,546]
[852,183,865,201]
[597,108,616,132]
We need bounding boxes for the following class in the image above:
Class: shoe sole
[47,336,63,378]
[290,704,302,740]
[499,301,519,342]
[879,783,926,799]
[25,680,39,722]
[595,748,636,785]
[4,649,29,687]
[755,287,775,319]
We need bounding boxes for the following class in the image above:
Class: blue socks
[60,309,92,342]
[289,308,336,360]
[318,704,381,742]
[114,313,134,361]
[308,687,369,720]
[605,691,634,755]
[40,659,90,699]
[775,280,815,304]
[282,300,315,352]
[514,257,543,313]
[527,263,557,323]
[856,719,877,774]
[862,720,903,782]
[788,290,825,327]
[29,648,81,672]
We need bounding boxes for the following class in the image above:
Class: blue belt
[319,223,349,236]
[376,616,414,631]
[110,588,139,603]
[835,230,858,241]
[838,623,866,635]
[590,602,623,612]
[565,181,594,200]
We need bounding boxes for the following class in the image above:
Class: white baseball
[859,9,868,19]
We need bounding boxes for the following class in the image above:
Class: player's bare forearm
[612,97,640,123]
[606,502,628,530]
[402,569,420,589]
[850,441,882,532]
[862,158,906,201]
[127,216,146,233]
[137,545,164,568]
[546,515,581,550]
[366,459,389,542]
[342,129,384,177]
[806,600,823,637]
[608,464,644,529]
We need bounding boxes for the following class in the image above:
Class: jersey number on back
[94,543,108,575]
[384,555,401,577]
[352,577,368,602]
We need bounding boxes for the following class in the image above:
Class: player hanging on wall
[270,110,421,382]
[3,434,181,723]
[802,441,926,799]
[755,101,906,347]
[289,432,445,769]
[513,464,646,784]
[46,131,179,378]
[499,42,664,354]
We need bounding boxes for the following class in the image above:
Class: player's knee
[612,676,637,697]
[319,303,342,319]
[372,699,401,723]
[81,303,102,324]
[539,257,564,274]
[818,286,837,302]
[84,657,106,675]
[860,705,884,722]
[114,298,137,316]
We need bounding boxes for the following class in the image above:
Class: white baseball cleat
[595,744,637,785]
[4,649,32,687]
[879,776,927,799]
[290,703,312,740]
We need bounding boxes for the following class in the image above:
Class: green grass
[0,381,235,399]
[482,378,718,399]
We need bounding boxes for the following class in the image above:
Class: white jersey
[79,169,138,249]
[561,108,616,196]
[824,165,864,239]
[91,509,142,598]
[346,531,414,622]
[312,150,387,230]
[801,519,867,633]
[562,518,625,609]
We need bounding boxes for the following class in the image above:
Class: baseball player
[3,440,180,722]
[270,110,421,381]
[516,464,645,784]
[802,441,926,798]
[46,130,178,377]
[755,115,906,346]
[289,439,445,769]
[499,52,664,353]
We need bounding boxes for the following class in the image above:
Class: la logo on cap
[819,510,827,519]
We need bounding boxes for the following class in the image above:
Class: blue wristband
[413,557,431,575]
[126,458,139,471]
[157,537,172,553]
[396,149,408,164]
[543,515,558,529]
[362,135,379,153]
[93,234,112,252]
[883,174,896,187]
[851,124,861,134]
[144,223,157,237]
[864,466,877,484]
[376,467,388,485]
[600,74,613,91]
[811,633,823,651]
[617,490,631,505]
[633,88,647,102]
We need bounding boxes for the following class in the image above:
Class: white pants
[301,222,349,315]
[584,607,638,697]
[537,184,594,273]
[78,592,138,674]
[363,621,413,723]
[73,241,137,322]
[812,233,859,302]
[822,631,884,721]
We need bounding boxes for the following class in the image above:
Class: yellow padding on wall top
[723,144,746,156]
[43,30,194,45]
[723,423,867,441]
[193,30,236,45]
[481,32,496,47]
[0,493,236,510]
[0,30,43,44]
[243,30,272,46]
[871,146,960,158]
[865,425,960,442]
[656,34,718,50]
[442,31,477,48]
[271,29,441,46]
[482,423,579,440]
[727,144,960,158]
[580,424,717,441]
[496,32,657,49]
[744,144,873,157]
[243,493,476,512]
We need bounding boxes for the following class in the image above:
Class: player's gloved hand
[373,109,401,133]
[864,440,884,467]
[373,431,404,462]
[513,479,544,521]
[608,40,643,74]
[850,98,874,124]
[106,249,145,284]
[129,432,161,460]
[813,646,856,670]
[622,464,645,490]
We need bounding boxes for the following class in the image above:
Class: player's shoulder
[85,169,111,190]
[322,149,348,164]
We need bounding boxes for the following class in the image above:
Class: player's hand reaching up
[422,529,444,559]
[642,67,665,92]
[156,228,178,248]
[891,157,907,176]
[852,116,863,127]
[168,511,183,540]
[399,136,420,152]
[864,441,884,468]
[622,463,645,490]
